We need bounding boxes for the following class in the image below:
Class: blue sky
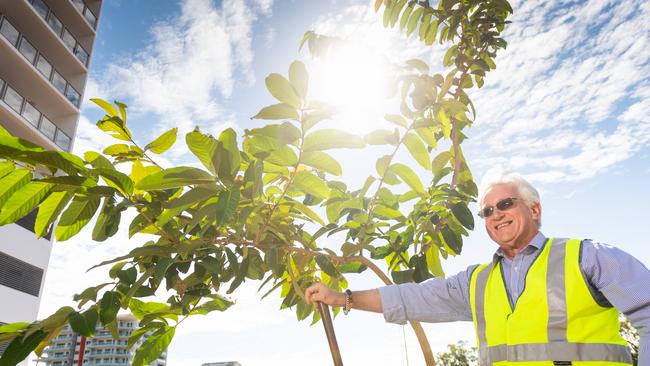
[34,0,649,365]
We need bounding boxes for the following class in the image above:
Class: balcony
[0,77,72,151]
[0,15,81,108]
[69,0,100,31]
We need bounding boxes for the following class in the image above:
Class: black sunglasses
[478,197,519,218]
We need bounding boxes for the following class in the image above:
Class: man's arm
[305,284,383,313]
[581,240,650,365]
[305,265,478,324]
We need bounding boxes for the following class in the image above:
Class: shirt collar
[492,231,547,264]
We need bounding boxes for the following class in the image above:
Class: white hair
[478,171,542,227]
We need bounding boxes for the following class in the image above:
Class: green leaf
[194,295,234,314]
[99,291,121,325]
[391,163,425,194]
[441,226,462,254]
[418,12,432,40]
[34,191,73,237]
[135,167,214,191]
[266,73,301,109]
[338,262,367,274]
[92,198,122,242]
[218,128,241,176]
[215,187,240,225]
[68,308,98,337]
[405,58,429,73]
[103,144,130,155]
[131,326,175,366]
[0,330,46,366]
[0,161,15,179]
[301,151,342,176]
[450,202,474,230]
[157,185,216,225]
[91,98,119,117]
[431,151,450,174]
[391,269,414,284]
[145,128,177,154]
[303,129,365,152]
[373,205,404,220]
[55,195,101,241]
[426,245,445,278]
[364,129,399,146]
[399,4,414,30]
[247,122,301,145]
[252,103,299,120]
[186,129,220,175]
[0,169,31,207]
[97,116,131,141]
[406,7,424,36]
[289,61,308,100]
[96,168,134,196]
[403,133,431,170]
[0,182,53,225]
[289,200,324,225]
[425,19,439,45]
[293,171,329,200]
[384,114,408,128]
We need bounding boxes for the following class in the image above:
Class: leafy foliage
[0,1,512,365]
[435,341,478,366]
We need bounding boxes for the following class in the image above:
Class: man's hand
[305,282,345,307]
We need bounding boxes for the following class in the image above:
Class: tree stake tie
[317,302,343,366]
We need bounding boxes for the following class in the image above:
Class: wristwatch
[343,289,353,315]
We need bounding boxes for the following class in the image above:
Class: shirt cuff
[379,285,407,325]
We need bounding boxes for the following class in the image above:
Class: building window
[74,44,89,66]
[61,28,76,52]
[52,71,67,94]
[83,7,97,29]
[0,78,5,95]
[0,251,44,297]
[0,17,20,47]
[31,0,49,20]
[71,0,85,14]
[36,54,53,79]
[39,115,56,140]
[3,86,24,114]
[22,101,41,128]
[46,13,63,37]
[55,130,71,151]
[65,85,81,108]
[18,38,38,64]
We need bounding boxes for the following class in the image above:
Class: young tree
[435,341,478,366]
[0,1,512,365]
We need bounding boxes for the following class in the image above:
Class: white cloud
[467,0,650,181]
[84,0,272,162]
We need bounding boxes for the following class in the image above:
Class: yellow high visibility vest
[469,238,633,366]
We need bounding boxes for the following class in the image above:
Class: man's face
[482,183,541,253]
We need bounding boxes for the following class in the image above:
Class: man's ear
[531,202,542,221]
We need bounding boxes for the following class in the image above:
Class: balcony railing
[0,77,72,151]
[0,15,82,108]
[26,0,90,66]
[70,0,98,30]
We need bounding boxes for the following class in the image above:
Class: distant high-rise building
[0,1,102,364]
[37,313,168,366]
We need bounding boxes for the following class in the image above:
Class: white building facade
[0,0,102,364]
[37,314,168,366]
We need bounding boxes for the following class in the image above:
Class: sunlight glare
[309,44,394,134]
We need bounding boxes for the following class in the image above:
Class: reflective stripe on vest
[471,238,633,365]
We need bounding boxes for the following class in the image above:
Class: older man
[305,172,649,365]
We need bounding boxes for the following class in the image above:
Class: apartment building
[0,0,102,364]
[37,313,168,366]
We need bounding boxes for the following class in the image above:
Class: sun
[308,42,395,135]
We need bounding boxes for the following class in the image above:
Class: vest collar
[492,231,547,264]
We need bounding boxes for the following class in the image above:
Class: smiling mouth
[495,221,512,230]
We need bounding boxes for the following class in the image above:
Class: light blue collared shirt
[378,232,650,364]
